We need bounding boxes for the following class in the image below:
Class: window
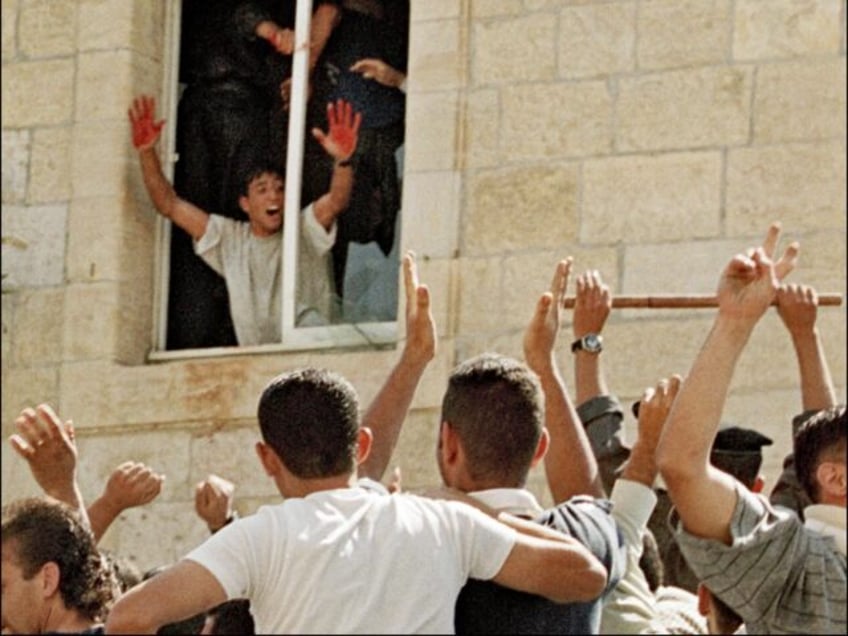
[149,0,409,359]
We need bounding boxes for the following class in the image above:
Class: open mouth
[267,205,281,217]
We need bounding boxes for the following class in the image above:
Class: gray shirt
[675,482,846,634]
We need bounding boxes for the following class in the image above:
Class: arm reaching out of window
[311,99,362,230]
[128,95,209,240]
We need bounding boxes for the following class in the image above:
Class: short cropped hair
[1,498,118,622]
[238,161,283,197]
[258,368,360,479]
[794,404,847,502]
[441,353,543,487]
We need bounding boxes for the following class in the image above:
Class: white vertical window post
[280,0,313,339]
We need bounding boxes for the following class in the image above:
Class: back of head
[1,497,117,623]
[710,425,773,490]
[441,353,543,488]
[794,404,847,503]
[101,549,142,593]
[258,368,361,479]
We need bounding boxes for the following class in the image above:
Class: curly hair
[1,497,118,622]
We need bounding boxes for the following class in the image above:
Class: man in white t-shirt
[105,360,608,634]
[129,95,361,345]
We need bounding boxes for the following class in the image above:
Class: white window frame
[149,0,399,361]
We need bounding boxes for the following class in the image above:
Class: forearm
[138,148,178,219]
[621,443,658,488]
[359,353,430,481]
[313,164,353,229]
[86,495,124,543]
[574,351,608,405]
[538,366,605,502]
[790,328,836,411]
[309,3,341,69]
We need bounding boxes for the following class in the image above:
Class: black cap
[712,425,773,454]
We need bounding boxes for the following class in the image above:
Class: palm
[313,99,361,160]
[128,95,164,150]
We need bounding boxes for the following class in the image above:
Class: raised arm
[129,95,209,240]
[350,58,407,91]
[311,99,362,230]
[87,461,165,542]
[9,404,88,524]
[359,252,436,481]
[770,283,836,513]
[573,270,612,405]
[656,223,799,544]
[523,258,604,502]
[194,474,238,534]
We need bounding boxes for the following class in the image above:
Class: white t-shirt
[194,205,337,346]
[185,481,517,634]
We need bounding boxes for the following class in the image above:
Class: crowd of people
[2,223,845,634]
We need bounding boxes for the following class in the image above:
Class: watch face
[584,334,602,352]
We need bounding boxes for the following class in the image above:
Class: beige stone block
[726,142,846,235]
[456,256,505,333]
[754,58,846,143]
[0,365,60,433]
[470,0,524,19]
[63,282,120,360]
[1,59,74,128]
[472,14,556,84]
[96,502,209,571]
[28,126,72,204]
[600,316,716,397]
[115,263,153,366]
[2,444,45,504]
[637,0,732,70]
[501,81,613,159]
[75,50,135,122]
[66,197,122,282]
[617,66,751,151]
[787,229,847,295]
[70,121,132,198]
[78,0,164,60]
[402,171,460,259]
[413,0,461,21]
[582,151,722,243]
[18,0,76,59]
[386,408,444,490]
[734,313,810,390]
[74,428,194,505]
[465,88,501,168]
[2,129,30,204]
[189,424,279,499]
[622,238,745,298]
[1,0,18,61]
[734,0,841,60]
[10,287,64,367]
[558,2,636,78]
[404,91,458,172]
[408,19,461,92]
[2,293,15,370]
[466,164,579,255]
[1,204,68,289]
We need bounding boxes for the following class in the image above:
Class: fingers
[403,251,419,305]
[311,127,327,146]
[550,258,572,306]
[774,242,799,281]
[761,222,781,259]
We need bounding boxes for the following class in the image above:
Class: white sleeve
[194,214,228,275]
[300,203,336,256]
[449,502,517,582]
[184,515,259,600]
[611,479,657,551]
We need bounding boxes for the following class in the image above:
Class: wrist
[334,158,354,168]
[207,510,238,533]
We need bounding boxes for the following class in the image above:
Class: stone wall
[2,0,845,572]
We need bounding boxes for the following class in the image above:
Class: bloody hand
[128,95,165,150]
[312,99,362,162]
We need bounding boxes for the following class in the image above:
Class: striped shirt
[675,482,846,634]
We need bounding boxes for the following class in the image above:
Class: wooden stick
[561,293,843,309]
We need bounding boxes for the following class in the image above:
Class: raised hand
[573,270,611,339]
[523,257,572,374]
[402,251,436,368]
[128,95,165,151]
[776,284,819,338]
[10,404,80,504]
[350,58,406,89]
[268,27,294,55]
[101,461,165,512]
[195,474,236,533]
[312,99,362,162]
[717,222,799,323]
[625,375,682,487]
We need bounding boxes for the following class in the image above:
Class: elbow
[656,441,698,489]
[105,600,154,634]
[568,560,608,604]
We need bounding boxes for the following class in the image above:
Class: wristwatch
[571,333,603,354]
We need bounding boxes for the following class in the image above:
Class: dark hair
[207,599,255,634]
[238,161,283,197]
[441,353,543,487]
[1,498,118,622]
[710,451,762,490]
[257,368,360,479]
[638,529,664,592]
[794,404,847,502]
[708,587,744,634]
[101,549,142,593]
